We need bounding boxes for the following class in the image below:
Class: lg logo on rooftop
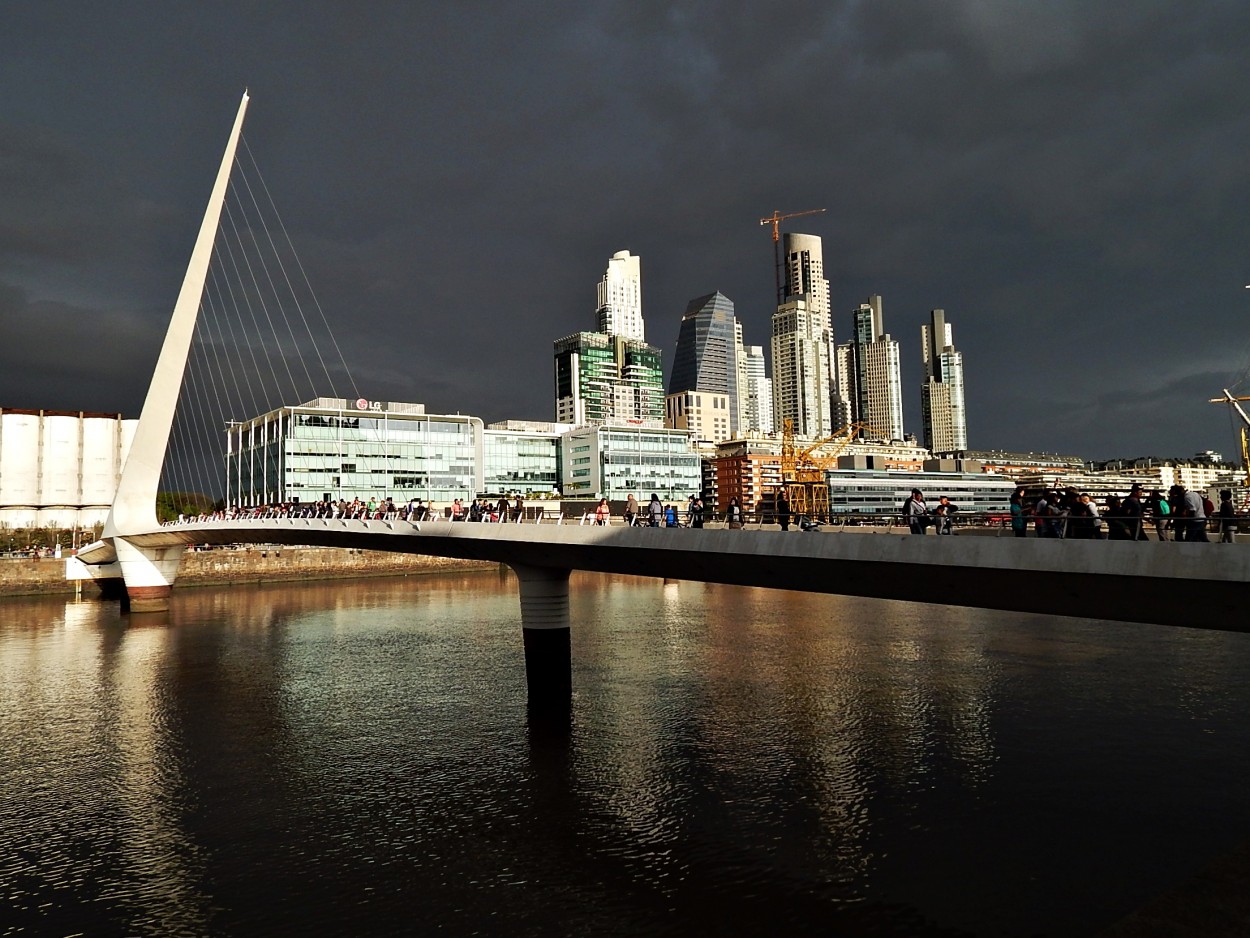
[355,399,384,412]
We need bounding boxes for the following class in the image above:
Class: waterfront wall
[0,547,495,597]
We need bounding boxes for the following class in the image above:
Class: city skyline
[3,5,1250,460]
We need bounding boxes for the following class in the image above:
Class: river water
[2,569,1249,937]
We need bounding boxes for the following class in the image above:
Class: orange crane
[759,208,827,304]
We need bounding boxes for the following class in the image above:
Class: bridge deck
[75,519,1250,632]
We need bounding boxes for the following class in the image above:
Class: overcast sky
[5,1,1250,461]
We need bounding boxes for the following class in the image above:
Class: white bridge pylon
[97,92,250,611]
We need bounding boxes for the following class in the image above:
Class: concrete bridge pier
[115,538,185,613]
[511,564,572,705]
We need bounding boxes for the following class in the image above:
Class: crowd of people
[905,484,1240,542]
[166,494,529,525]
[166,485,1242,543]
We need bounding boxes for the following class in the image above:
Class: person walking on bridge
[688,495,705,528]
[1171,485,1208,542]
[625,494,639,526]
[903,489,929,535]
[648,493,663,527]
[1009,488,1028,537]
[1218,489,1238,543]
[776,490,791,532]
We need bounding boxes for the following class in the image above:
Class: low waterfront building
[836,438,931,472]
[0,407,136,530]
[482,421,570,497]
[1091,457,1240,494]
[949,450,1084,475]
[560,424,701,501]
[226,398,483,506]
[824,468,1016,517]
[1020,462,1240,501]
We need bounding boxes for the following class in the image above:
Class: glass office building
[482,421,567,496]
[561,425,701,500]
[824,468,1014,516]
[226,398,483,506]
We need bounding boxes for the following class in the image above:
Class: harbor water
[2,570,1249,936]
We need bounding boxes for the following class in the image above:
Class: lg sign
[355,399,383,412]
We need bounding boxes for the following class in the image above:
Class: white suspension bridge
[70,93,1250,703]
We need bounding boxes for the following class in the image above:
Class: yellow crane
[1208,388,1250,486]
[759,208,827,305]
[776,419,882,520]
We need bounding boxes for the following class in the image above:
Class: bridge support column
[115,538,185,613]
[511,565,572,705]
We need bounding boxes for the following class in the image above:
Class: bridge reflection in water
[5,574,1250,935]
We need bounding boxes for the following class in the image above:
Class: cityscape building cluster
[564,234,967,455]
[0,235,1242,529]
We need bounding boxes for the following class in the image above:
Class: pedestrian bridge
[75,514,1250,633]
[74,92,1250,702]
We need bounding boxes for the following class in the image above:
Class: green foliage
[155,491,216,523]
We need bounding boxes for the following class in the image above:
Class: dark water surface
[2,570,1249,936]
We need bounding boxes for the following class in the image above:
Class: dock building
[0,407,136,530]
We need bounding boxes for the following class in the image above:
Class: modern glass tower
[920,308,967,453]
[668,291,743,437]
[555,250,663,427]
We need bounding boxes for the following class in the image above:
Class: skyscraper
[668,291,743,438]
[771,233,835,438]
[555,250,663,427]
[841,294,903,441]
[920,308,967,453]
[771,296,832,438]
[742,345,773,435]
[596,250,645,341]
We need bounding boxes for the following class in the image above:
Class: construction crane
[775,419,881,521]
[759,208,827,305]
[1208,388,1250,486]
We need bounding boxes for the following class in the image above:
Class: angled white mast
[104,91,250,538]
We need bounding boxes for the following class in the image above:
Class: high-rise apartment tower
[555,250,663,427]
[920,308,967,453]
[840,294,903,441]
[771,233,836,438]
[596,250,645,341]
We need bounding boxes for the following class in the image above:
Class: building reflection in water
[3,570,1238,935]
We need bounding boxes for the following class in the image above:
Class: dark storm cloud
[4,1,1250,459]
